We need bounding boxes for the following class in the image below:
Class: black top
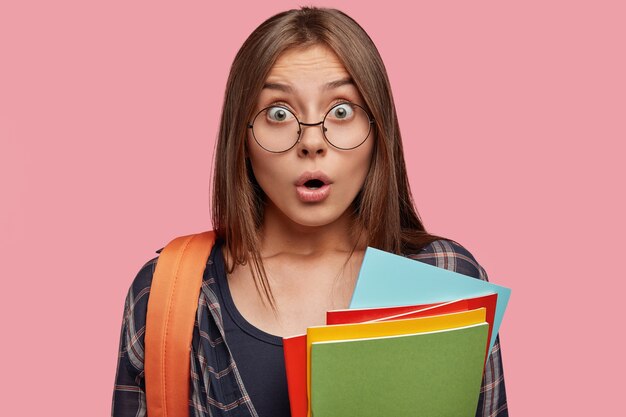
[213,239,291,417]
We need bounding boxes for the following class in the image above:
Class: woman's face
[247,44,375,230]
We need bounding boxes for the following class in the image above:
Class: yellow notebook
[305,307,487,417]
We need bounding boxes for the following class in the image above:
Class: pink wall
[1,1,624,415]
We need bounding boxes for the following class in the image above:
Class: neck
[259,203,367,259]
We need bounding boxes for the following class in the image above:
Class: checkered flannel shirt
[112,239,508,416]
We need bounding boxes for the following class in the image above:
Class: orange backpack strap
[145,230,216,417]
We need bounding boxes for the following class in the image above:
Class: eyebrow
[262,77,355,93]
[323,77,354,91]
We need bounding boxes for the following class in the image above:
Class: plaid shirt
[112,239,508,417]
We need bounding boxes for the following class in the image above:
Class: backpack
[144,230,216,417]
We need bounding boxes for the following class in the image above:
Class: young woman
[112,7,508,417]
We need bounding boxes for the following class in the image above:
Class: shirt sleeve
[111,257,158,417]
[406,239,509,417]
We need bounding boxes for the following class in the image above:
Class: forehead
[265,44,351,88]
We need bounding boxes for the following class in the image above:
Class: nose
[296,121,328,157]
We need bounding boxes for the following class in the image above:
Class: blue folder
[349,247,511,355]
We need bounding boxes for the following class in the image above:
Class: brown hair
[211,6,447,309]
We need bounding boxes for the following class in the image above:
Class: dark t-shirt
[212,239,291,417]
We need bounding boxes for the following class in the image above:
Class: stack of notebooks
[283,247,511,417]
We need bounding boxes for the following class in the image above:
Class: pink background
[1,0,624,415]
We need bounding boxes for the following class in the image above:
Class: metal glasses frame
[247,101,375,153]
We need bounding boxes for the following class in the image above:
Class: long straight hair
[212,7,446,309]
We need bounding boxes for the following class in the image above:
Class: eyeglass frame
[246,101,375,153]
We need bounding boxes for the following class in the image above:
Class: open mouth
[304,179,325,190]
[295,174,332,202]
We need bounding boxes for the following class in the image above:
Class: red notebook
[283,333,308,417]
[325,302,441,324]
[327,293,498,348]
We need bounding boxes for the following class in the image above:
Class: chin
[292,217,337,228]
[284,205,353,229]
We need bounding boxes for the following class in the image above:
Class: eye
[266,106,295,122]
[328,103,354,120]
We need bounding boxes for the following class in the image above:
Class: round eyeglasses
[247,102,375,153]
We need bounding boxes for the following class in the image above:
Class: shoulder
[404,239,490,282]
[127,255,159,302]
[124,238,221,312]
[121,254,159,333]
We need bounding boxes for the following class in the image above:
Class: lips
[295,171,332,187]
[295,171,332,202]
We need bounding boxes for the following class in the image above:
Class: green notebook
[310,322,488,417]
